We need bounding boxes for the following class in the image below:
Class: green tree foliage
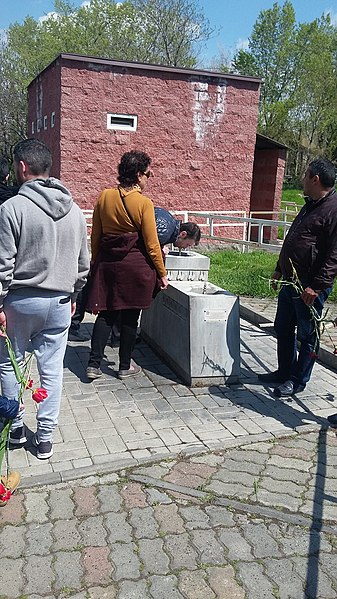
[0,0,213,157]
[232,1,337,178]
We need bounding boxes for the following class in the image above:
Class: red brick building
[27,53,286,221]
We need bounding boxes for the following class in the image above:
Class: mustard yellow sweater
[91,187,166,278]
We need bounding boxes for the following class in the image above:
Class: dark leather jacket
[276,189,337,291]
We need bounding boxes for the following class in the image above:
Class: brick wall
[27,62,61,177]
[28,57,260,215]
[249,148,287,241]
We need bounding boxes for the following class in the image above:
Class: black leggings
[88,309,140,371]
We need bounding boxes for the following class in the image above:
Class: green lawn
[281,188,304,209]
[206,249,337,301]
[278,189,304,239]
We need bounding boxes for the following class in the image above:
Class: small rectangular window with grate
[107,114,137,132]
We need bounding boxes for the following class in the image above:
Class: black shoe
[118,361,142,380]
[9,426,27,446]
[273,380,305,398]
[32,434,53,459]
[327,413,337,428]
[86,366,103,380]
[258,370,287,384]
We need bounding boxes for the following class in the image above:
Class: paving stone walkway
[2,304,337,598]
[6,310,337,482]
[2,430,337,598]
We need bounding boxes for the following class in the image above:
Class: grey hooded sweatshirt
[0,177,90,306]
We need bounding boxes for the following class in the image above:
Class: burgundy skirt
[86,233,160,313]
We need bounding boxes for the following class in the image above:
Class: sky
[1,0,337,64]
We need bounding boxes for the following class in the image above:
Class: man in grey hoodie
[0,139,90,459]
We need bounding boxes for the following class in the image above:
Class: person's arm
[72,212,90,302]
[140,199,166,278]
[303,221,337,305]
[90,196,103,262]
[0,205,19,319]
[270,269,282,291]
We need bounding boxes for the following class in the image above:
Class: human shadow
[237,337,331,426]
[303,427,331,599]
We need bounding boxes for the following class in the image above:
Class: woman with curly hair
[86,151,168,380]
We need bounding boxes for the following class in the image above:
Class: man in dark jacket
[258,157,337,397]
[0,158,19,204]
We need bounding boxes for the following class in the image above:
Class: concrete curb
[17,426,330,491]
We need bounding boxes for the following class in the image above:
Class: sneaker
[68,328,89,342]
[258,370,287,384]
[32,434,53,459]
[9,426,27,446]
[274,380,305,398]
[118,361,142,380]
[86,366,103,380]
[0,471,21,507]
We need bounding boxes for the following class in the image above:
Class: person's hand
[160,276,169,290]
[271,271,281,291]
[301,287,319,306]
[162,245,170,256]
[71,302,76,316]
[0,311,7,335]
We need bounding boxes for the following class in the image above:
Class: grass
[207,249,337,302]
[281,188,305,209]
[207,250,279,298]
[278,189,304,238]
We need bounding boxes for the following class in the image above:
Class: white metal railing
[82,207,296,252]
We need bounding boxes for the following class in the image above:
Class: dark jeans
[274,284,331,387]
[88,309,140,371]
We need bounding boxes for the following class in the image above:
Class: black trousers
[70,280,91,331]
[88,309,140,371]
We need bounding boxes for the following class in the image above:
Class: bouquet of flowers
[0,326,48,506]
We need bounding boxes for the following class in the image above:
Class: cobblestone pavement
[2,430,337,598]
[6,312,337,481]
[2,306,337,598]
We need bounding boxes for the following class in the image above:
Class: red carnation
[32,388,48,403]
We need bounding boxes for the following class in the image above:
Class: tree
[0,0,213,156]
[231,1,337,179]
[131,0,213,67]
[232,1,299,139]
[290,18,337,162]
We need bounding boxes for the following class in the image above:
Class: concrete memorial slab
[141,281,240,386]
